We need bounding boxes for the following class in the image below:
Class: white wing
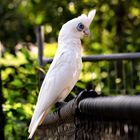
[28,49,80,138]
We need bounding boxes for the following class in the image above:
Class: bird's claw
[55,101,67,110]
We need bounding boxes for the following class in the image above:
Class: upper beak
[83,28,90,36]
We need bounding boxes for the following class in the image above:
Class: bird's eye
[76,23,84,31]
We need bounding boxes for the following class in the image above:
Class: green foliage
[1,48,39,139]
[1,0,140,53]
[0,0,35,53]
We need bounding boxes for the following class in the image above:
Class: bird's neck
[58,37,81,52]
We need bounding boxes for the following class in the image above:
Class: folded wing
[28,50,77,138]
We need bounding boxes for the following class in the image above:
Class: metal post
[0,66,5,140]
[36,26,45,87]
[36,26,44,66]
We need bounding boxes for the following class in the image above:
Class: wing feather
[29,50,78,136]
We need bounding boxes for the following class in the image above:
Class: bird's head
[59,9,96,40]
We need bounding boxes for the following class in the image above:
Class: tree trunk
[0,67,5,140]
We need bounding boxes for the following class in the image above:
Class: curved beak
[83,28,90,36]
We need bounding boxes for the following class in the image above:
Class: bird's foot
[55,101,67,110]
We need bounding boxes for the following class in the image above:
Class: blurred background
[0,0,140,139]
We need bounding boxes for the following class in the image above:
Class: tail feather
[28,107,51,139]
[28,110,38,133]
[28,112,45,139]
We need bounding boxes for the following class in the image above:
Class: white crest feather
[88,9,96,25]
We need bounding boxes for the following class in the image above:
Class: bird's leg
[55,101,66,118]
[55,101,67,110]
[55,101,67,119]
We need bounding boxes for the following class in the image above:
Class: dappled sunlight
[44,43,58,57]
[1,52,27,66]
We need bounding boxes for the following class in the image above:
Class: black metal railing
[42,52,140,64]
[36,91,140,140]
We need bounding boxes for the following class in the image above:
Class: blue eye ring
[77,23,84,31]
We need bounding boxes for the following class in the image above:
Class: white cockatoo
[28,9,96,139]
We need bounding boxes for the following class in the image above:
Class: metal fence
[36,91,140,140]
[37,26,140,96]
[35,26,140,140]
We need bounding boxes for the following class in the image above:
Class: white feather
[88,9,96,26]
[28,112,44,139]
[28,9,96,139]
